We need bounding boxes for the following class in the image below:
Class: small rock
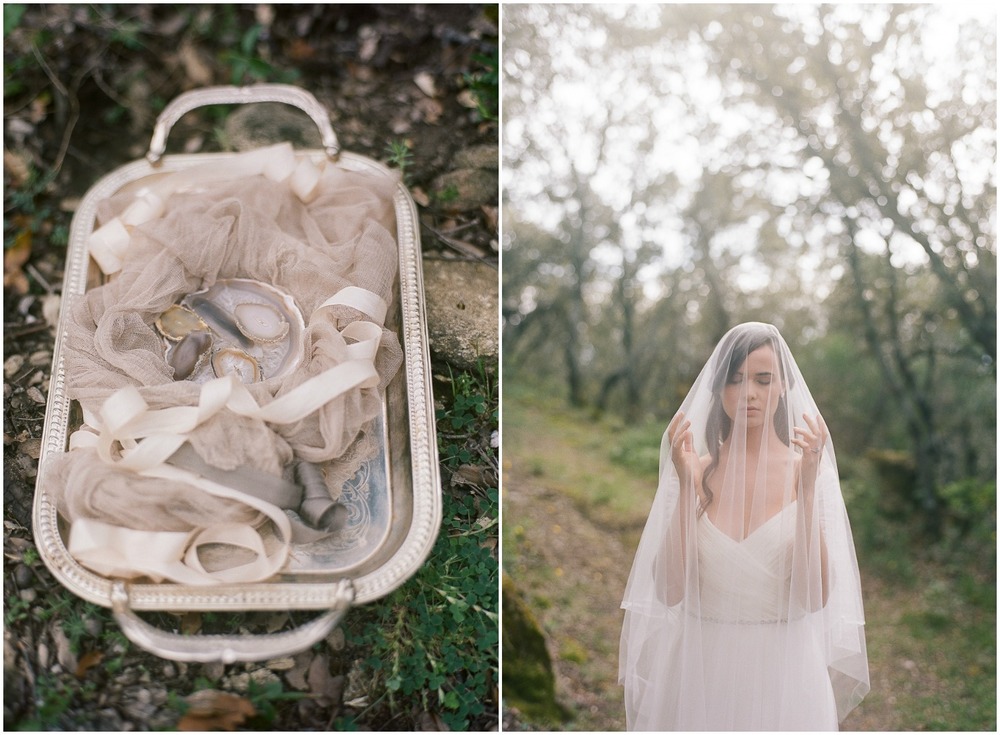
[28,350,51,367]
[202,660,225,682]
[325,627,345,651]
[17,452,36,479]
[422,259,498,372]
[224,103,322,152]
[14,564,33,587]
[84,616,103,638]
[51,625,77,673]
[121,687,157,722]
[18,588,36,603]
[96,708,125,731]
[224,667,280,693]
[431,169,496,212]
[452,144,497,171]
[162,663,176,679]
[19,437,42,460]
[4,355,24,379]
[265,656,295,671]
[117,667,141,687]
[414,71,438,98]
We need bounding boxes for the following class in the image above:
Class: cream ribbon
[88,143,324,274]
[66,301,387,585]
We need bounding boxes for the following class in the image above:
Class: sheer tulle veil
[619,322,869,730]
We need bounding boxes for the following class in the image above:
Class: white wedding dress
[691,502,839,730]
[620,324,868,731]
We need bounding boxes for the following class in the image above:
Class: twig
[4,322,50,339]
[30,43,102,176]
[422,223,497,268]
[25,263,53,294]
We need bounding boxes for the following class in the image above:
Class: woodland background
[501,4,996,731]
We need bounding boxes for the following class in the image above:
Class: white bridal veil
[619,322,868,731]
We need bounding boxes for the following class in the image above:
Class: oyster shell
[212,347,261,384]
[234,302,289,343]
[156,305,209,341]
[167,330,212,380]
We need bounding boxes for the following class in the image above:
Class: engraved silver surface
[33,146,442,615]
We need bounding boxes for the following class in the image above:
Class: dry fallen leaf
[287,38,316,61]
[75,650,104,678]
[456,88,479,109]
[4,229,32,295]
[451,464,488,489]
[4,149,32,187]
[416,97,444,125]
[481,205,498,233]
[178,689,256,732]
[285,650,314,691]
[180,611,202,635]
[264,610,289,633]
[178,40,213,86]
[411,187,431,207]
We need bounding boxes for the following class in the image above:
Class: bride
[619,323,869,730]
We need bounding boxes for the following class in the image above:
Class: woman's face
[722,343,783,429]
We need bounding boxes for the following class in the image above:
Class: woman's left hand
[792,413,828,481]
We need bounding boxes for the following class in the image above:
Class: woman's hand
[667,411,702,494]
[792,412,828,492]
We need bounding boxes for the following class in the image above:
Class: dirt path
[504,462,633,731]
[501,392,1000,732]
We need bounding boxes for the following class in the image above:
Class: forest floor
[5,5,498,731]
[501,385,996,732]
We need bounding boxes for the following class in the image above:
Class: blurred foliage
[463,48,499,122]
[502,4,996,532]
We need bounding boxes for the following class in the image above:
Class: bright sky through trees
[503,3,996,305]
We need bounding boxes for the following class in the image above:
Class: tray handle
[110,580,353,664]
[146,83,340,164]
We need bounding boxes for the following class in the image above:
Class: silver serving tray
[32,85,442,662]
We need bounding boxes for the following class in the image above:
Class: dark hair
[699,324,792,516]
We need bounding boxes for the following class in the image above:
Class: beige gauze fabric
[48,148,403,582]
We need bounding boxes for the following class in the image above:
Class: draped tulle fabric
[619,322,868,731]
[46,148,403,584]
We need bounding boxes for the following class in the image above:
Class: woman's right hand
[667,411,702,493]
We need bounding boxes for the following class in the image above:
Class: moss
[501,574,571,725]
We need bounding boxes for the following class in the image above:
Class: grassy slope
[502,384,996,731]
